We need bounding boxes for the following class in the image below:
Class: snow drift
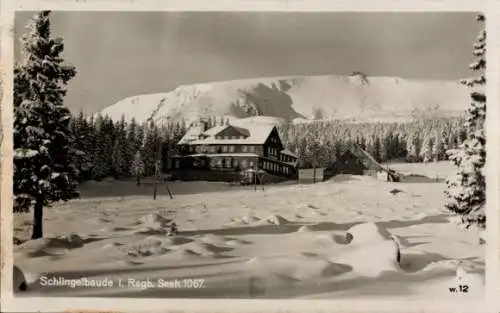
[101,74,471,125]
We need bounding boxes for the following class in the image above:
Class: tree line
[277,117,467,169]
[68,111,468,183]
[69,112,188,182]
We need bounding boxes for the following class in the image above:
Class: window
[217,158,222,167]
[222,145,228,153]
[229,145,235,153]
[249,161,254,167]
[174,160,180,169]
[241,160,248,168]
[234,159,239,168]
[249,146,255,153]
[242,146,248,152]
[193,159,200,168]
[225,158,232,168]
[210,158,217,168]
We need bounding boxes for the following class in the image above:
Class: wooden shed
[298,167,326,183]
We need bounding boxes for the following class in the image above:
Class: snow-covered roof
[201,125,227,137]
[178,123,276,145]
[280,148,298,158]
[177,125,206,144]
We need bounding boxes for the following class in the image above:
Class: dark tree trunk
[313,164,316,184]
[136,175,140,186]
[31,197,44,239]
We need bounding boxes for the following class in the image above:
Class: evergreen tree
[420,133,433,163]
[124,118,138,176]
[444,14,486,230]
[406,135,418,163]
[111,115,127,177]
[70,110,92,180]
[91,114,111,180]
[143,121,159,176]
[432,131,445,162]
[130,150,145,186]
[13,11,79,239]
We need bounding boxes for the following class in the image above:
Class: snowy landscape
[10,11,487,301]
[13,161,485,299]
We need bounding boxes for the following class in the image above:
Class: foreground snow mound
[228,215,261,226]
[135,213,178,236]
[124,236,192,257]
[313,232,352,245]
[325,223,402,277]
[331,239,401,277]
[297,225,314,233]
[13,265,27,292]
[345,222,394,245]
[245,254,351,281]
[196,234,250,246]
[255,214,291,226]
[167,241,233,259]
[15,233,86,257]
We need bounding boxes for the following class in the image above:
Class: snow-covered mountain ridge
[100,74,473,125]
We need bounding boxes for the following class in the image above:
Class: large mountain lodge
[170,119,299,182]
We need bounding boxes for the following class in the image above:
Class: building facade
[170,119,298,181]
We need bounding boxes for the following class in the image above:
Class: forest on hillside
[69,113,467,182]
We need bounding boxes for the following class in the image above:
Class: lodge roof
[280,148,298,158]
[178,123,276,145]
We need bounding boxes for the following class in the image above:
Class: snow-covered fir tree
[111,116,127,177]
[91,114,110,180]
[432,131,445,162]
[444,14,486,230]
[420,133,433,163]
[130,150,145,186]
[13,11,79,239]
[143,121,159,176]
[124,118,139,176]
[406,134,418,163]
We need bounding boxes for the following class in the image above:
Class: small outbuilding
[330,144,403,182]
[298,167,326,183]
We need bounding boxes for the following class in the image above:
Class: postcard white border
[1,1,499,313]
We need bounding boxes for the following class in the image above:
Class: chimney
[200,118,208,132]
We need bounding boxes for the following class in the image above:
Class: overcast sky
[14,11,480,114]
